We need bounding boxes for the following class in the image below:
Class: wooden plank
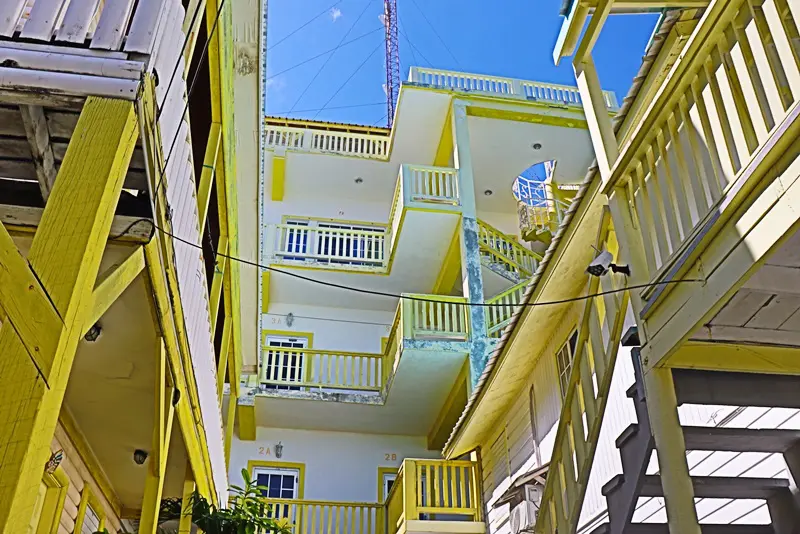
[20,0,64,41]
[124,0,167,54]
[19,105,58,202]
[0,0,27,37]
[709,289,774,326]
[746,294,800,328]
[84,246,145,332]
[0,46,144,80]
[55,0,101,43]
[91,0,137,50]
[671,340,800,374]
[0,205,153,243]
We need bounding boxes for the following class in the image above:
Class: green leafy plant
[159,469,290,534]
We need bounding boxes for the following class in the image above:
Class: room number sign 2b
[384,453,397,461]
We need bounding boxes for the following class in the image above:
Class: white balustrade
[404,296,469,340]
[409,67,619,110]
[402,165,461,205]
[273,224,386,267]
[264,126,306,149]
[486,281,528,337]
[263,124,389,159]
[260,348,383,392]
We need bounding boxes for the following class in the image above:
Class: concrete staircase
[591,359,800,534]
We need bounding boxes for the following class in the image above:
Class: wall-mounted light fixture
[275,441,284,458]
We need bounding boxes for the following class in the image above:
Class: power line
[268,0,346,51]
[265,27,383,82]
[371,113,388,126]
[288,0,376,114]
[266,313,391,327]
[407,0,464,70]
[270,102,385,115]
[312,41,384,120]
[397,27,433,68]
[398,15,419,68]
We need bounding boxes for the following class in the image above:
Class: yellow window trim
[280,214,388,229]
[377,466,399,503]
[247,460,306,499]
[35,466,69,534]
[74,485,106,533]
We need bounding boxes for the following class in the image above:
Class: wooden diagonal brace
[84,246,145,335]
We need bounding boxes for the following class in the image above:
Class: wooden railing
[535,219,630,534]
[409,67,618,110]
[477,220,541,279]
[262,498,384,534]
[271,224,387,267]
[604,0,800,309]
[486,280,528,338]
[402,295,470,341]
[402,165,461,206]
[260,347,383,392]
[263,125,389,159]
[386,459,482,534]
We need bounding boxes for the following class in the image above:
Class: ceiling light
[84,323,102,342]
[355,177,363,184]
[133,449,148,465]
[532,143,542,150]
[484,189,493,196]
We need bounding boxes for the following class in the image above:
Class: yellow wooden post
[197,123,222,227]
[139,338,177,534]
[403,460,417,522]
[0,96,137,531]
[178,463,196,534]
[645,367,701,534]
[224,388,237,465]
[217,316,232,399]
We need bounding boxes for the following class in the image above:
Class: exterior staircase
[591,350,800,534]
[477,218,540,283]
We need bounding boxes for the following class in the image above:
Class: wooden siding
[51,422,122,534]
[154,0,227,498]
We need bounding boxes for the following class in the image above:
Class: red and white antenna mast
[383,0,400,128]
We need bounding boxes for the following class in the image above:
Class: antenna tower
[383,0,400,127]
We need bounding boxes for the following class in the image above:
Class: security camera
[587,251,630,277]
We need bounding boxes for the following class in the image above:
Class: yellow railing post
[403,460,418,522]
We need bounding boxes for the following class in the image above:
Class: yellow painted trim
[272,155,286,201]
[197,122,222,226]
[466,106,590,129]
[74,485,106,533]
[35,466,68,534]
[434,102,454,167]
[432,222,462,295]
[261,271,270,313]
[261,330,314,349]
[381,336,389,353]
[238,403,257,441]
[377,467,399,503]
[247,460,306,498]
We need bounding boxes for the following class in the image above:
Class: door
[255,467,301,523]
[263,336,307,390]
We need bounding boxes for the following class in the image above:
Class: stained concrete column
[451,101,490,387]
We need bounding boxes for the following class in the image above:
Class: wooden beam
[573,0,613,64]
[178,463,196,533]
[237,401,256,441]
[644,367,701,534]
[669,340,800,374]
[196,122,222,227]
[139,337,176,534]
[84,246,145,334]
[224,388,237,466]
[217,316,231,399]
[0,96,137,531]
[271,154,286,201]
[19,104,57,202]
[183,0,208,65]
[553,0,589,65]
[574,56,619,182]
[592,0,709,7]
[0,205,154,243]
[209,239,228,338]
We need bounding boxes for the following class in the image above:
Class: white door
[263,336,307,390]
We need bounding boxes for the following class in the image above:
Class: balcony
[259,459,483,534]
[386,459,484,534]
[408,66,619,110]
[264,123,390,160]
[266,165,462,274]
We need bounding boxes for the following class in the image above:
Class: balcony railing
[409,67,619,110]
[262,498,383,534]
[603,0,800,310]
[268,165,461,272]
[485,280,528,338]
[264,125,390,159]
[477,219,541,280]
[259,293,469,392]
[387,459,482,534]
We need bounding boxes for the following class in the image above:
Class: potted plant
[153,469,290,534]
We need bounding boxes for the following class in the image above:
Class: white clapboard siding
[90,0,136,50]
[55,0,101,43]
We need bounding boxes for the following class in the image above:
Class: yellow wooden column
[139,338,176,534]
[645,368,701,534]
[0,97,137,531]
[574,55,618,182]
[178,463,196,533]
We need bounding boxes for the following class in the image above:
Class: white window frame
[263,335,308,390]
[556,330,579,398]
[253,466,301,500]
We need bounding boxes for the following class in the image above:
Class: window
[75,488,105,534]
[263,336,307,391]
[557,330,579,398]
[254,467,300,500]
[81,505,101,534]
[378,467,399,502]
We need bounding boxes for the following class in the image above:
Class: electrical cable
[288,0,376,114]
[397,28,434,68]
[407,0,464,69]
[269,102,385,115]
[145,219,703,309]
[371,113,388,126]
[397,15,419,68]
[268,0,346,51]
[311,41,384,120]
[266,313,391,327]
[265,27,384,82]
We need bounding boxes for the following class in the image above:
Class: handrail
[264,124,389,160]
[477,219,541,279]
[486,280,529,338]
[402,294,470,341]
[409,66,619,110]
[260,498,383,534]
[260,347,383,392]
[602,0,800,309]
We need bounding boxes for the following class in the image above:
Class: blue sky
[264,0,659,126]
